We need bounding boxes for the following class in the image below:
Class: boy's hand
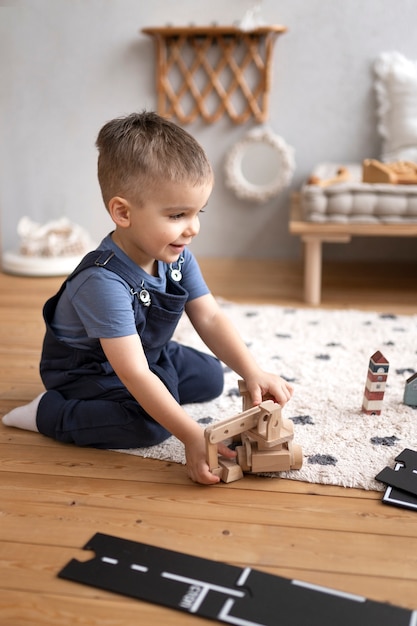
[245,371,294,407]
[184,433,236,485]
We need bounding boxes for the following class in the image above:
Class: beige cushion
[301,163,417,222]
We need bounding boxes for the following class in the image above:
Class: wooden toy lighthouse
[362,351,389,415]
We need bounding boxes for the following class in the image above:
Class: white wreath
[224,127,295,203]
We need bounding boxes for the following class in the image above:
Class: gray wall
[1,0,417,262]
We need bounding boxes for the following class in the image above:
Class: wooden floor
[1,258,417,625]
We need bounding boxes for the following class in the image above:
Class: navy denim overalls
[36,250,224,448]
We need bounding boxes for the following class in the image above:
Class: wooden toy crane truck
[204,380,303,483]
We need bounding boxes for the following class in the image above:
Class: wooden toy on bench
[204,380,303,483]
[307,165,350,187]
[362,159,417,184]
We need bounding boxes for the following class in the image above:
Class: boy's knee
[169,344,224,404]
[210,358,224,397]
[200,356,224,401]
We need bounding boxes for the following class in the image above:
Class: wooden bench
[289,195,417,306]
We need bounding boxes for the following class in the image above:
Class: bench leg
[302,236,322,306]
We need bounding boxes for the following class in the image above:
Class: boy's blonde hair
[96,111,213,208]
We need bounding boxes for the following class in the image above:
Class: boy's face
[111,178,213,273]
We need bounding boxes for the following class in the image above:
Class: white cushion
[374,51,417,162]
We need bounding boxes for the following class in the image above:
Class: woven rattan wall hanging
[141,25,287,124]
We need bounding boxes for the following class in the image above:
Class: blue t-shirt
[51,234,209,349]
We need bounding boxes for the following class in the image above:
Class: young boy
[2,111,293,485]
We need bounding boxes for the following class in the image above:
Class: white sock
[2,392,46,432]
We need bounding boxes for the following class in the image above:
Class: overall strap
[67,250,144,291]
[44,250,145,318]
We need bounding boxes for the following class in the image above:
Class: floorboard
[1,259,417,625]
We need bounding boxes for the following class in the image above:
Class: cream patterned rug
[118,303,417,491]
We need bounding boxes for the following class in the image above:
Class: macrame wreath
[224,127,295,203]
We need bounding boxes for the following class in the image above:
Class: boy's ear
[108,196,131,227]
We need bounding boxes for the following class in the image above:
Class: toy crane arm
[205,402,276,444]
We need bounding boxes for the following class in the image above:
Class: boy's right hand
[184,434,236,485]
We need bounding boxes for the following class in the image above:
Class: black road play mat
[58,533,417,625]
